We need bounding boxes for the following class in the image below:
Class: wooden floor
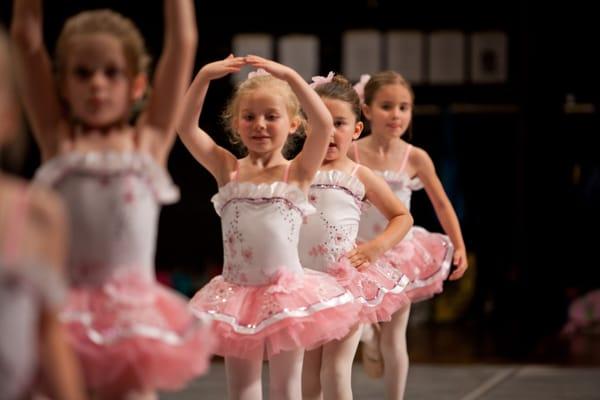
[161,361,600,399]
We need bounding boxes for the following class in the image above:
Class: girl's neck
[245,151,287,169]
[321,155,352,171]
[70,111,131,136]
[69,124,136,154]
[366,134,404,156]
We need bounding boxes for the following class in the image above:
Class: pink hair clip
[309,71,335,89]
[247,68,271,80]
[352,74,371,104]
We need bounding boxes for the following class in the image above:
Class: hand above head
[244,55,294,81]
[200,54,246,81]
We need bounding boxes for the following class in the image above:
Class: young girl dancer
[0,28,86,400]
[12,1,213,397]
[298,72,413,400]
[352,71,468,399]
[179,56,359,400]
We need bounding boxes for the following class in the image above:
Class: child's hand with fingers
[200,54,246,81]
[448,247,468,280]
[244,54,293,81]
[346,241,383,270]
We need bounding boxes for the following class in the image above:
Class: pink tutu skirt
[325,258,410,323]
[61,271,214,393]
[381,226,453,302]
[189,268,360,359]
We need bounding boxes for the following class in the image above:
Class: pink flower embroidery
[309,244,328,257]
[227,233,236,246]
[327,259,356,285]
[242,248,253,263]
[267,269,303,294]
[226,232,237,257]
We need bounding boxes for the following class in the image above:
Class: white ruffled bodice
[212,181,315,285]
[34,152,179,286]
[358,170,423,241]
[299,170,365,272]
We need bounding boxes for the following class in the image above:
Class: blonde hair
[221,75,306,155]
[55,9,150,82]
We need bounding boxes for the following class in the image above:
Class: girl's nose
[254,116,266,130]
[89,70,108,87]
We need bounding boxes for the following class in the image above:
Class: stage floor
[161,362,600,400]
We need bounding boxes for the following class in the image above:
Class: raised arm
[412,147,468,279]
[141,0,198,164]
[177,55,245,186]
[346,166,413,269]
[245,55,333,186]
[11,0,63,161]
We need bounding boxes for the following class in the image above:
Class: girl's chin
[324,152,340,161]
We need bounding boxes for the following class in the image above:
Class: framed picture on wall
[342,30,382,81]
[429,30,465,85]
[278,35,319,81]
[470,31,508,84]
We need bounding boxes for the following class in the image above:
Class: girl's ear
[131,73,148,101]
[288,115,301,135]
[352,120,364,140]
[361,103,372,120]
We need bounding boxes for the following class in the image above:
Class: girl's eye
[104,66,124,79]
[73,66,93,80]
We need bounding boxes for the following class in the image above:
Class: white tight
[302,324,362,400]
[225,348,304,400]
[380,305,411,400]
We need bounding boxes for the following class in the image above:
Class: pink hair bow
[309,71,335,88]
[353,74,371,104]
[247,68,271,80]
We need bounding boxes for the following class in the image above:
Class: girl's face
[234,87,299,155]
[322,97,362,162]
[363,83,412,139]
[61,33,145,128]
